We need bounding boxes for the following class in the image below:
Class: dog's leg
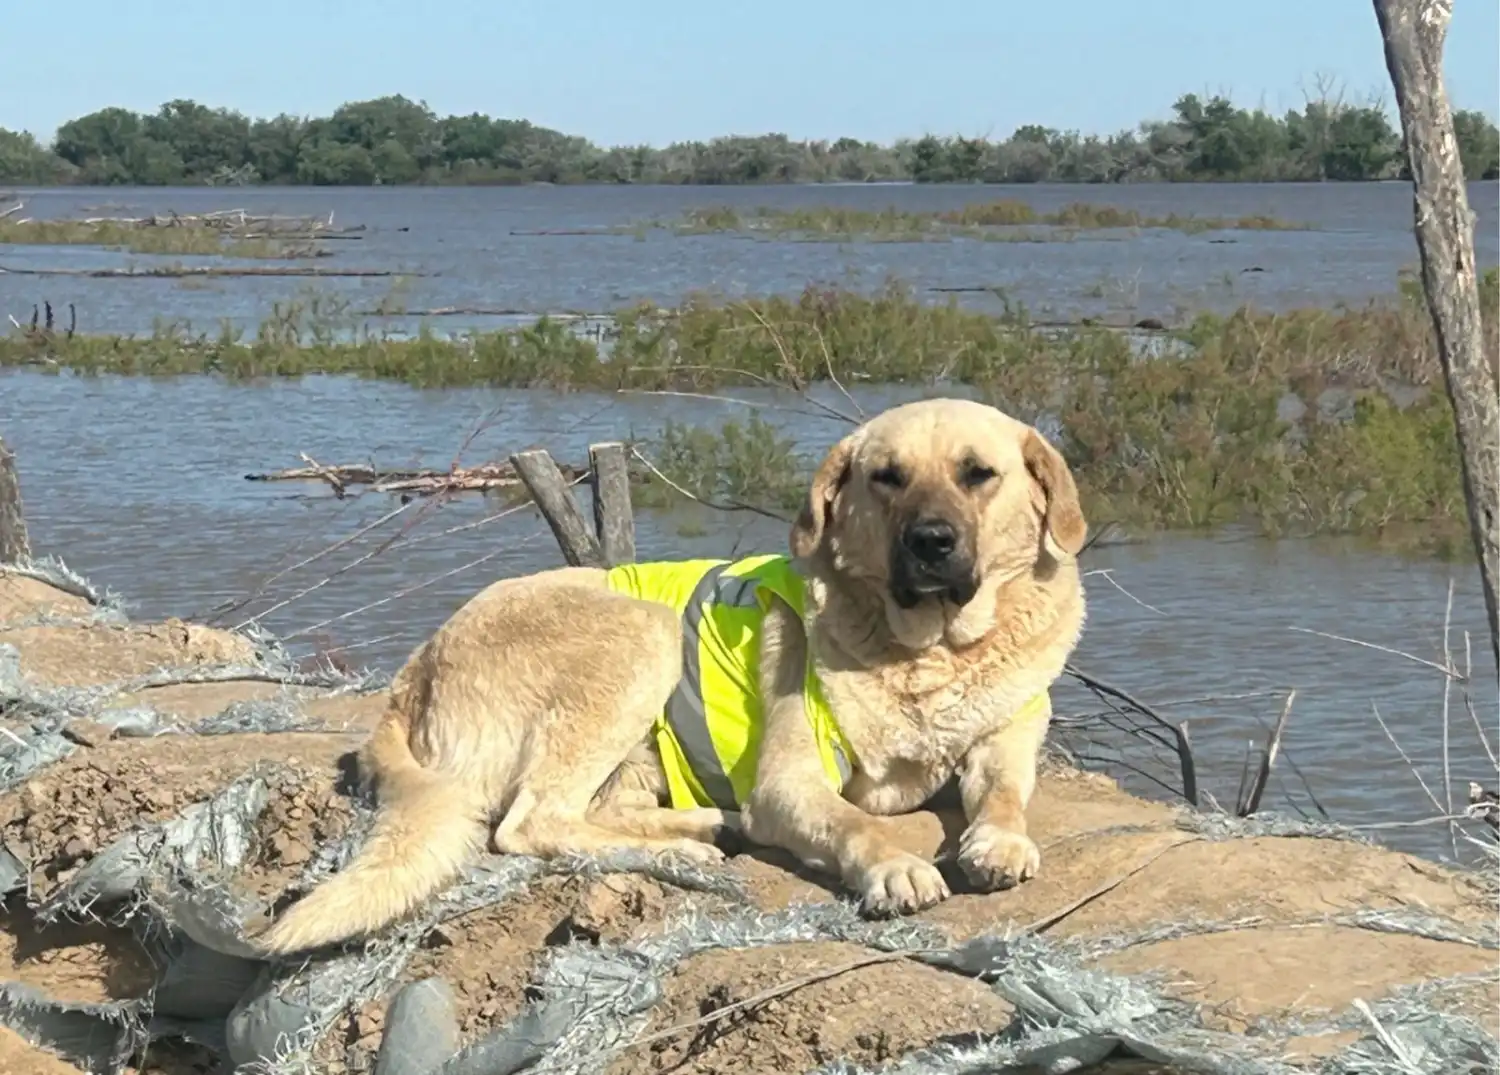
[953,699,1051,891]
[742,595,950,917]
[491,606,725,867]
[589,743,743,847]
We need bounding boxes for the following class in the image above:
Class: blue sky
[5,0,1497,146]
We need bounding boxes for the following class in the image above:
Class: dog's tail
[254,707,488,956]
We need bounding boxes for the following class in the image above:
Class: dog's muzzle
[890,517,978,609]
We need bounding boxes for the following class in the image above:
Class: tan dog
[256,397,1087,955]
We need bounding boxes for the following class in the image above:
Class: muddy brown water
[3,365,1495,870]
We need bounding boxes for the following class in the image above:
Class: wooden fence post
[588,442,636,567]
[510,442,638,569]
[1373,0,1500,668]
[0,436,29,564]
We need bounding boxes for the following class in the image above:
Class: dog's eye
[960,461,997,488]
[870,464,906,489]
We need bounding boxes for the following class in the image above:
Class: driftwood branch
[1237,689,1297,816]
[589,442,636,567]
[1063,663,1200,807]
[245,459,591,497]
[0,436,29,564]
[510,449,605,568]
[1374,0,1499,668]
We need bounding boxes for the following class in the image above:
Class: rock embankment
[0,561,1494,1075]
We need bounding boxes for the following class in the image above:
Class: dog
[255,397,1088,955]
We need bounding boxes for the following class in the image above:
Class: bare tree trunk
[1373,0,1499,671]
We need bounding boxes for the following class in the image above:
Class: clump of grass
[936,200,1039,226]
[636,415,807,511]
[0,218,311,259]
[674,200,1311,241]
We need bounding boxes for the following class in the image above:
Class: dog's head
[790,398,1086,649]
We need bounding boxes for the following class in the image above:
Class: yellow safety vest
[605,553,1052,812]
[604,553,854,810]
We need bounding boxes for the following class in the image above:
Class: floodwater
[2,182,1498,866]
[2,180,1497,336]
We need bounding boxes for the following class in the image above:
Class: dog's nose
[902,518,957,564]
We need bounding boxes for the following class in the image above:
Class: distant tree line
[1,92,1496,187]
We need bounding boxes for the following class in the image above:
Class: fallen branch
[1063,663,1200,807]
[1236,690,1297,817]
[74,209,355,234]
[245,459,593,497]
[0,264,417,279]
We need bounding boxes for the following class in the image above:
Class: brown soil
[0,1031,217,1075]
[0,907,156,1005]
[0,1028,82,1075]
[100,682,389,731]
[610,941,1014,1075]
[402,872,731,1038]
[1099,924,1498,1031]
[2,619,258,689]
[0,574,94,627]
[243,763,362,904]
[918,827,1490,940]
[0,730,364,899]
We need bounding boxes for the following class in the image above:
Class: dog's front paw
[957,824,1040,891]
[856,852,951,917]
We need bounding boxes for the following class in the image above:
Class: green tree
[143,99,253,180]
[247,115,310,184]
[19,90,1497,187]
[53,107,152,183]
[0,128,68,183]
[295,140,377,185]
[1453,109,1500,180]
[1321,106,1399,180]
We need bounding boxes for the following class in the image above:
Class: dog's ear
[1022,429,1086,562]
[791,434,857,559]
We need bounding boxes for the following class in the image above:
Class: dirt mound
[1100,924,1496,1031]
[0,730,365,902]
[97,680,388,730]
[2,619,259,689]
[420,873,735,1032]
[612,941,1015,1075]
[310,871,743,1072]
[0,574,94,627]
[0,1026,84,1075]
[0,590,1491,1075]
[0,909,155,1006]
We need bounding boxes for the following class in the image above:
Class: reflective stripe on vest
[664,561,853,809]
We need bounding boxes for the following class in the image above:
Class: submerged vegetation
[2,90,1496,186]
[672,202,1310,240]
[4,272,1495,557]
[0,217,320,259]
